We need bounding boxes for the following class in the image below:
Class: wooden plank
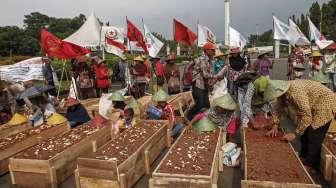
[79,176,119,188]
[321,144,334,181]
[0,123,32,138]
[0,122,70,175]
[241,180,321,188]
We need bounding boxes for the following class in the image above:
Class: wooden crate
[0,122,32,138]
[76,120,169,188]
[321,143,336,188]
[9,124,113,188]
[0,122,70,175]
[241,128,321,188]
[149,128,224,188]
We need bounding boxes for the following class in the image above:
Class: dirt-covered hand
[281,133,296,141]
[265,127,278,137]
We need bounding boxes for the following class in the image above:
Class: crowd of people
[0,41,336,174]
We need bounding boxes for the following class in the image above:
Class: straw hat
[193,117,218,133]
[66,98,80,107]
[166,53,176,62]
[312,51,323,57]
[7,113,28,126]
[108,91,125,101]
[212,94,237,110]
[311,72,331,84]
[214,49,226,58]
[263,80,290,102]
[152,89,170,102]
[258,50,271,56]
[134,56,145,62]
[293,63,306,71]
[46,113,67,126]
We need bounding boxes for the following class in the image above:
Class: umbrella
[16,85,54,100]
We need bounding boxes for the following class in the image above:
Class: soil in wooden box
[0,124,61,150]
[324,133,336,155]
[245,128,311,183]
[85,121,165,164]
[15,122,108,160]
[157,129,219,176]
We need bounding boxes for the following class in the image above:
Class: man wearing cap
[188,42,225,120]
[265,79,336,170]
[132,56,149,98]
[165,53,180,95]
[253,51,273,77]
[65,98,91,128]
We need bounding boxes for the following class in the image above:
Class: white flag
[144,24,164,58]
[273,16,290,40]
[68,77,78,99]
[308,17,333,49]
[197,24,216,47]
[127,41,145,52]
[288,19,310,46]
[101,26,126,58]
[229,27,247,50]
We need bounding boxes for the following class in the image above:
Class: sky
[0,0,330,40]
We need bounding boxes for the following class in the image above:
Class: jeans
[330,73,336,91]
[187,84,210,120]
[227,80,234,96]
[172,123,184,139]
[300,121,331,170]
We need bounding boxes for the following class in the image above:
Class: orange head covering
[203,42,216,50]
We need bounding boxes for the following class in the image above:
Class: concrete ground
[0,58,332,187]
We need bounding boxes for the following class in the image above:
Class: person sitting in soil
[188,94,238,138]
[65,98,91,128]
[263,79,336,171]
[149,89,184,139]
[109,91,126,111]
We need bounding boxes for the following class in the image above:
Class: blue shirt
[214,60,225,75]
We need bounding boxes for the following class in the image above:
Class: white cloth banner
[288,19,310,46]
[0,57,57,83]
[68,77,78,99]
[273,16,290,41]
[197,24,216,47]
[101,26,126,58]
[229,27,247,50]
[99,93,113,119]
[144,24,164,58]
[127,41,145,52]
[308,17,334,49]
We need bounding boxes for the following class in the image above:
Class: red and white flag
[127,19,148,53]
[308,17,333,49]
[102,26,126,58]
[173,19,197,46]
[197,24,216,47]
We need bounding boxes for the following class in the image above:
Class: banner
[102,26,126,58]
[144,24,164,57]
[197,24,216,47]
[308,17,334,49]
[0,57,56,83]
[173,19,197,46]
[229,27,247,50]
[288,19,310,46]
[273,16,290,41]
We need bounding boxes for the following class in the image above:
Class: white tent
[64,13,102,47]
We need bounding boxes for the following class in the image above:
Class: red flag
[106,37,126,50]
[173,19,197,46]
[41,29,90,59]
[127,19,148,53]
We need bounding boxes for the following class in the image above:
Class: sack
[227,117,239,134]
[168,76,180,93]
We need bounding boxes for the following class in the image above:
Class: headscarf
[229,56,246,71]
[207,107,234,128]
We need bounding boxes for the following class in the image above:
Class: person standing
[151,57,165,93]
[42,57,56,96]
[90,57,99,97]
[324,48,336,91]
[165,53,181,95]
[131,56,149,98]
[95,59,110,97]
[226,48,248,95]
[309,51,323,77]
[187,42,217,120]
[265,79,336,170]
[118,57,128,88]
[253,51,273,77]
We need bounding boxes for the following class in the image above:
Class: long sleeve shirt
[272,80,336,135]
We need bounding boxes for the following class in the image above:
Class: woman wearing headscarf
[226,48,248,95]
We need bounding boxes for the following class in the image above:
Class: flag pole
[57,60,66,100]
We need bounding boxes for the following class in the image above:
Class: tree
[309,2,321,28]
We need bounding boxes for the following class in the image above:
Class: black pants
[187,84,210,120]
[47,81,57,96]
[300,121,331,169]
